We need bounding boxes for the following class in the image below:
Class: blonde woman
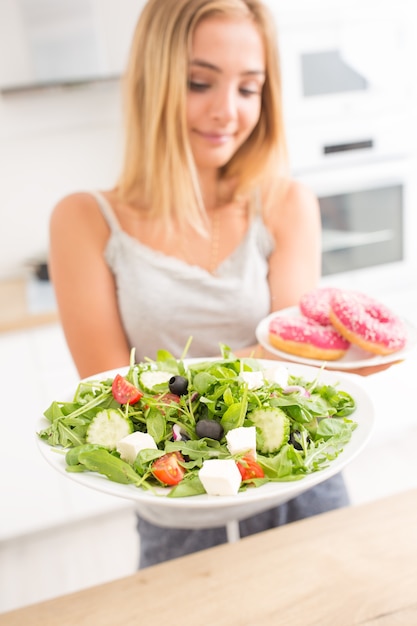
[50,0,348,567]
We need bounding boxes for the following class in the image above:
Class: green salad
[38,346,357,498]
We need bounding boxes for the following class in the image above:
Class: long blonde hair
[117,0,288,228]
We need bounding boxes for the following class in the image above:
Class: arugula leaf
[77,449,143,485]
[165,439,229,465]
[168,474,206,498]
[146,410,167,444]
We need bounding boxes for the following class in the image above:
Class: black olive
[289,430,310,451]
[289,430,303,451]
[195,419,224,441]
[169,375,189,396]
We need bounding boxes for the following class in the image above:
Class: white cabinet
[0,324,133,540]
[0,324,138,613]
[0,0,145,92]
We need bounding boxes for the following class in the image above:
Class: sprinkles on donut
[329,290,407,356]
[299,287,338,326]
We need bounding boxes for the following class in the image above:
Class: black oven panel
[319,184,403,276]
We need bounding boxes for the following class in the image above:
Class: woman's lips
[195,131,234,145]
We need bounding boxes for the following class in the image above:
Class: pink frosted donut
[299,287,339,326]
[269,316,350,361]
[329,291,407,355]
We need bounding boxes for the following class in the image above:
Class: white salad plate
[37,361,375,529]
[256,307,417,371]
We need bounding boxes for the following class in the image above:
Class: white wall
[0,83,123,276]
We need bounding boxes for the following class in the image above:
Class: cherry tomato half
[111,374,143,405]
[143,393,181,412]
[160,392,181,404]
[152,451,185,486]
[236,454,265,481]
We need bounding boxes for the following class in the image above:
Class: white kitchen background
[1,0,417,615]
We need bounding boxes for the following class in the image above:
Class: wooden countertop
[0,276,58,332]
[2,488,417,626]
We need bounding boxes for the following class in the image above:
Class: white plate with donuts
[256,288,417,371]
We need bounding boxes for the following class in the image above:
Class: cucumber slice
[250,407,290,454]
[86,409,133,450]
[139,370,173,393]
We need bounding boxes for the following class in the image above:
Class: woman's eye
[188,80,210,92]
[239,86,261,97]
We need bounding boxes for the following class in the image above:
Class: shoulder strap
[89,190,121,232]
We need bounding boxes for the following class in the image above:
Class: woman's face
[186,16,265,174]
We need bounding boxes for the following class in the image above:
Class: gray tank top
[91,191,275,361]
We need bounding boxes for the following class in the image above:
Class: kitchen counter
[2,488,417,626]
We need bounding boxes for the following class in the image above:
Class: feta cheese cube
[226,426,257,458]
[240,370,265,389]
[263,364,289,388]
[116,431,157,463]
[199,459,242,496]
[226,426,256,459]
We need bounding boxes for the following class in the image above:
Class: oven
[271,0,416,289]
[286,109,415,285]
[295,157,415,283]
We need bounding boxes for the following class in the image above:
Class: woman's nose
[210,87,237,122]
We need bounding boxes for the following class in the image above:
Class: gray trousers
[137,472,349,568]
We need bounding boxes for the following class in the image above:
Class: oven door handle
[323,139,374,154]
